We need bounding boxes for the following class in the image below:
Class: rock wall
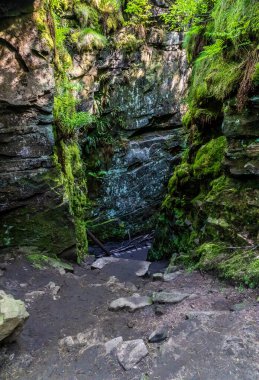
[80,29,189,237]
[0,0,190,253]
[149,96,259,284]
[0,2,76,256]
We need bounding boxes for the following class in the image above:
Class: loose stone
[116,339,149,370]
[109,296,153,312]
[152,291,189,304]
[0,291,29,342]
[148,326,168,343]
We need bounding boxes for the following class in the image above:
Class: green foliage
[163,0,259,126]
[54,83,93,138]
[125,0,152,25]
[74,3,99,28]
[196,39,224,62]
[91,0,124,33]
[212,0,259,49]
[183,25,205,62]
[162,0,215,31]
[71,28,107,51]
[196,242,226,270]
[196,243,259,288]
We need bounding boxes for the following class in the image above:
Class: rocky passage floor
[0,245,258,380]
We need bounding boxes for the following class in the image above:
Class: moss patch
[27,253,73,271]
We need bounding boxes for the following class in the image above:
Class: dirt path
[0,244,258,380]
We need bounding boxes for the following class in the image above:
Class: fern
[196,39,225,62]
[162,0,215,31]
[54,81,94,138]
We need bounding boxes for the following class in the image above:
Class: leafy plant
[54,84,94,138]
[125,0,152,26]
[162,0,215,31]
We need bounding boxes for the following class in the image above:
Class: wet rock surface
[0,245,258,379]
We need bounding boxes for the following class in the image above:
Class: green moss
[56,141,90,262]
[219,250,259,288]
[115,32,143,52]
[193,136,227,179]
[27,253,73,271]
[191,56,242,103]
[196,242,227,270]
[54,81,94,138]
[166,162,192,198]
[0,171,76,256]
[196,243,259,288]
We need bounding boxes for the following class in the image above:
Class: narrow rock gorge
[0,0,258,281]
[0,1,258,378]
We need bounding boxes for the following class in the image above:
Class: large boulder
[0,291,29,342]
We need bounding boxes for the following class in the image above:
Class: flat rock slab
[92,257,151,277]
[116,339,149,370]
[152,291,189,304]
[109,296,153,311]
[105,336,123,354]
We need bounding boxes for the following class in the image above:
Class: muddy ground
[0,242,258,380]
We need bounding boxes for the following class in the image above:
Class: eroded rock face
[0,3,76,255]
[0,290,29,342]
[84,27,189,236]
